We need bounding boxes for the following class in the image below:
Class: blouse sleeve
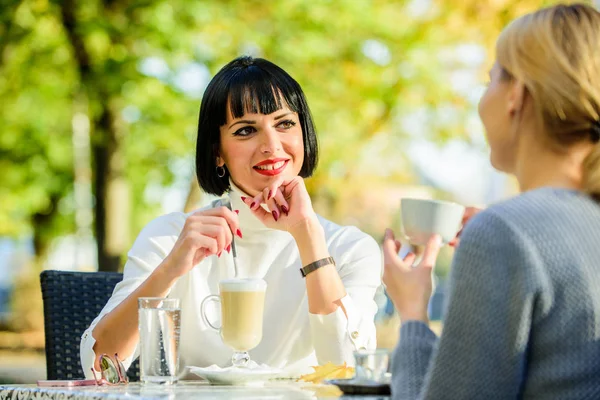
[309,227,382,365]
[79,212,185,378]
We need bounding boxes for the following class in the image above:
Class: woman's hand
[241,176,317,233]
[161,207,241,279]
[448,207,482,247]
[382,229,442,323]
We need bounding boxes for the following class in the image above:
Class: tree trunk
[31,193,61,267]
[60,1,130,272]
[93,104,129,272]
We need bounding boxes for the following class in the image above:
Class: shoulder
[479,188,595,226]
[463,188,596,242]
[455,194,549,281]
[135,212,187,241]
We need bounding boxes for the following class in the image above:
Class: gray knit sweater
[392,188,600,399]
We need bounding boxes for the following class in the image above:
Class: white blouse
[80,184,382,378]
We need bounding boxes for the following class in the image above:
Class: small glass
[353,349,391,383]
[138,297,181,384]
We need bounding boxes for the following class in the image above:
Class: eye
[233,126,256,137]
[277,119,297,129]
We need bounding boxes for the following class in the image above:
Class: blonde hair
[496,3,600,201]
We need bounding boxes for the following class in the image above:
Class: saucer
[188,361,282,386]
[326,378,391,396]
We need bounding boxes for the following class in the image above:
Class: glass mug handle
[200,295,221,331]
[200,293,251,367]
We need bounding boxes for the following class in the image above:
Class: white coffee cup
[400,198,465,245]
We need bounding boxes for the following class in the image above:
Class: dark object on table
[40,270,140,381]
[327,378,391,396]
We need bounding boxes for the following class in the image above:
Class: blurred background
[1,0,594,383]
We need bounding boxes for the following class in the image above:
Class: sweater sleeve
[309,230,382,366]
[392,210,544,399]
[79,212,184,377]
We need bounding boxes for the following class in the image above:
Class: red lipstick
[253,158,289,176]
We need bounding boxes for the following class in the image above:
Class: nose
[260,127,282,154]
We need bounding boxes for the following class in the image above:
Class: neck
[514,134,593,192]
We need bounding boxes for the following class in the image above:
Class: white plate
[187,362,282,386]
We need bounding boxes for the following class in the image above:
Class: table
[0,381,390,399]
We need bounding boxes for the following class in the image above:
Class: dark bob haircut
[196,56,319,196]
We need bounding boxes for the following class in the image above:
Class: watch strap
[300,256,336,278]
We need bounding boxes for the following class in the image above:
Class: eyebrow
[228,112,294,129]
[274,112,293,120]
[228,120,255,129]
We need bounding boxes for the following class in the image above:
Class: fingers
[403,252,417,266]
[394,240,402,251]
[419,235,443,269]
[241,195,271,223]
[241,180,290,223]
[272,188,289,216]
[276,176,304,201]
[382,229,400,265]
[263,187,281,222]
[192,206,241,239]
[463,207,480,223]
[182,231,218,255]
[450,207,481,248]
[186,221,230,255]
[185,211,242,255]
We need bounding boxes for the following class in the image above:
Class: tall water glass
[138,297,181,384]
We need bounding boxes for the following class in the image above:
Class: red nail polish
[237,229,243,238]
[234,209,239,214]
[272,210,279,221]
[218,252,222,257]
[281,205,289,215]
[267,190,272,200]
[226,244,231,253]
[250,202,256,208]
[241,196,247,202]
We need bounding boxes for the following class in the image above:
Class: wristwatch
[300,256,336,278]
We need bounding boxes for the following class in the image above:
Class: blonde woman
[383,3,600,399]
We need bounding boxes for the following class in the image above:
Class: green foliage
[0,0,584,257]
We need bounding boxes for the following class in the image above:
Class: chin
[489,153,511,174]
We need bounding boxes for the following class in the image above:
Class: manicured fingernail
[250,202,256,208]
[234,209,239,214]
[236,229,243,238]
[218,252,222,257]
[267,190,272,200]
[226,244,231,253]
[281,205,289,215]
[241,196,247,202]
[272,210,279,221]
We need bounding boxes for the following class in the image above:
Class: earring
[216,165,226,178]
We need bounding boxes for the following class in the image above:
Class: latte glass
[200,279,267,367]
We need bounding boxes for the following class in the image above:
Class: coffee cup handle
[398,243,414,259]
[200,295,221,331]
[398,243,423,267]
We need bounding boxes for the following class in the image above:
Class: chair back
[40,270,140,381]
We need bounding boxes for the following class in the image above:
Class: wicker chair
[40,270,140,381]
